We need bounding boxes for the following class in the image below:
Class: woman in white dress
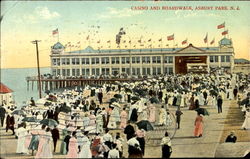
[78,135,92,158]
[16,124,29,154]
[242,108,250,130]
[40,128,53,158]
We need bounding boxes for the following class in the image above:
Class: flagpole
[57,28,59,42]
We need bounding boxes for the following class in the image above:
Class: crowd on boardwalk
[0,72,250,158]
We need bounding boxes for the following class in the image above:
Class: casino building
[50,38,234,76]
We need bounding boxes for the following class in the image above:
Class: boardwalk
[0,99,249,158]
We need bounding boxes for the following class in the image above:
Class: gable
[175,44,205,53]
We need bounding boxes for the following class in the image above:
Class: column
[206,55,210,73]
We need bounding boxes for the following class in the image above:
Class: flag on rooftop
[210,38,215,45]
[167,34,174,41]
[217,22,225,29]
[52,28,58,35]
[222,30,228,35]
[204,33,208,43]
[182,39,187,45]
[159,38,162,42]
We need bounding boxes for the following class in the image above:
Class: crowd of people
[0,72,249,158]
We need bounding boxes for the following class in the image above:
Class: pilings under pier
[26,78,142,91]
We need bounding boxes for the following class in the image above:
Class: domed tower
[218,37,234,73]
[51,42,65,54]
[219,37,233,48]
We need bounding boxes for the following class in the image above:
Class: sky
[1,0,250,68]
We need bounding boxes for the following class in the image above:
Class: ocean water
[1,67,51,107]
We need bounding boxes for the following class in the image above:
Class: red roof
[0,83,13,93]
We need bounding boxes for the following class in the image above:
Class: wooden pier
[26,76,142,91]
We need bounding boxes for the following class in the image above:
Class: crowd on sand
[0,72,249,158]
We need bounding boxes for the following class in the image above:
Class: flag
[125,45,127,48]
[159,38,162,42]
[52,28,58,35]
[129,40,131,43]
[182,39,187,45]
[77,41,80,44]
[217,22,225,29]
[123,40,126,43]
[133,45,136,48]
[204,33,208,43]
[138,39,141,43]
[97,40,100,43]
[222,30,228,35]
[210,38,215,45]
[107,40,111,43]
[166,44,169,46]
[148,39,151,42]
[167,34,174,41]
[86,35,89,40]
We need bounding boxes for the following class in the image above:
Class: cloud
[35,7,60,20]
[20,6,60,23]
[98,7,143,19]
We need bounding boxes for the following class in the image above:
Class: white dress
[78,137,92,158]
[16,127,28,153]
[242,111,250,129]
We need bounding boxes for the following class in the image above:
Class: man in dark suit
[217,95,223,113]
[51,126,60,152]
[0,105,6,127]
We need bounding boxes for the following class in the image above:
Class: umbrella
[114,94,122,99]
[59,106,71,113]
[136,120,154,131]
[22,117,38,122]
[45,90,50,94]
[195,108,209,116]
[12,110,25,115]
[149,97,159,104]
[110,98,118,103]
[40,119,58,127]
[125,88,132,94]
[131,96,140,101]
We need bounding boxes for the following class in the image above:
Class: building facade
[233,59,250,74]
[50,38,235,76]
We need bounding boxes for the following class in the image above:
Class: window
[136,57,140,63]
[152,57,157,63]
[226,56,230,62]
[82,58,90,64]
[57,69,60,76]
[132,57,136,63]
[62,58,66,65]
[210,56,218,63]
[122,57,130,64]
[52,59,57,66]
[62,69,66,76]
[164,56,173,63]
[153,67,161,75]
[76,58,80,65]
[72,69,76,76]
[76,69,80,76]
[72,58,76,65]
[142,68,151,75]
[112,68,119,75]
[66,69,70,76]
[221,56,225,62]
[102,57,109,64]
[92,68,100,75]
[52,69,56,76]
[57,59,60,66]
[142,56,151,64]
[102,68,110,75]
[66,59,70,65]
[164,67,173,74]
[122,57,126,64]
[126,57,130,64]
[111,57,120,64]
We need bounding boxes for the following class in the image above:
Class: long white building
[50,38,234,76]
